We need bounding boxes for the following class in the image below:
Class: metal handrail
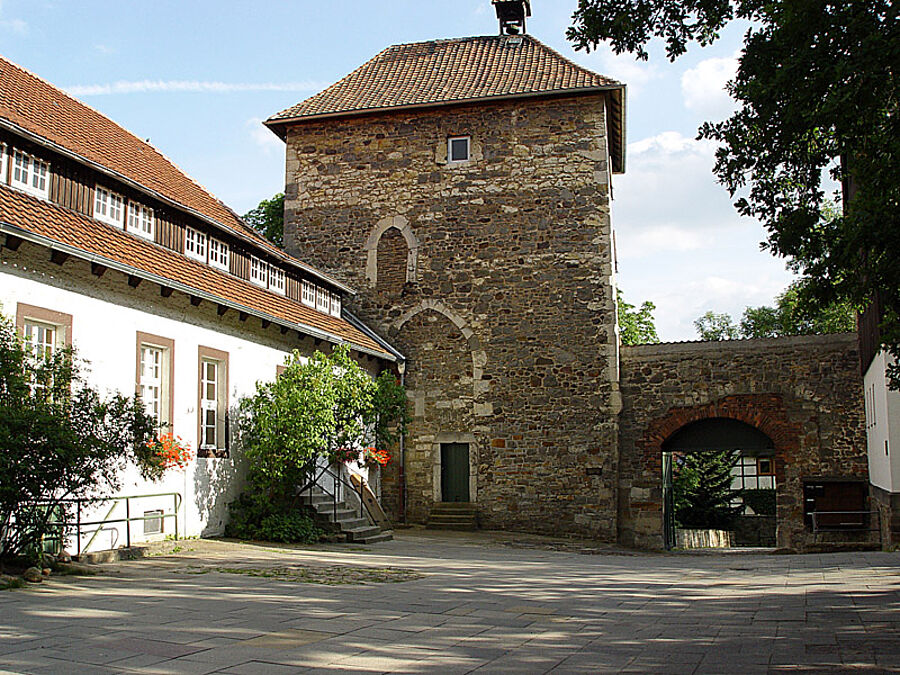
[811,510,880,538]
[299,461,377,527]
[36,492,182,556]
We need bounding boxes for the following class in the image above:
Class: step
[299,493,333,505]
[431,503,477,513]
[426,522,478,531]
[354,530,393,544]
[428,516,477,525]
[311,506,356,520]
[345,525,383,542]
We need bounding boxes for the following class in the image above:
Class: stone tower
[266,34,626,539]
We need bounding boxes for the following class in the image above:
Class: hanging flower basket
[361,447,391,468]
[331,445,361,465]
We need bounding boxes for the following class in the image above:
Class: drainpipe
[398,360,407,525]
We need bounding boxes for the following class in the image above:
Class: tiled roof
[268,35,619,121]
[266,35,625,172]
[0,185,392,359]
[0,54,338,280]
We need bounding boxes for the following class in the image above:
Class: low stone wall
[676,529,734,549]
[618,334,868,551]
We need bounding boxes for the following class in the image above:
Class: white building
[0,55,400,552]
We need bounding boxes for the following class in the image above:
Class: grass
[185,565,423,586]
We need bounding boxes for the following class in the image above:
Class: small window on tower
[448,136,470,163]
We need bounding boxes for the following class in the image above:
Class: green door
[441,443,470,502]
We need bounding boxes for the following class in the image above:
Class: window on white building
[0,143,7,184]
[250,256,268,288]
[316,286,330,313]
[329,291,342,318]
[143,509,164,535]
[127,201,155,241]
[185,227,207,262]
[11,150,50,198]
[93,186,125,228]
[301,279,316,308]
[137,333,173,431]
[208,238,229,272]
[198,348,228,455]
[268,266,286,295]
[24,321,57,360]
[448,136,471,163]
[17,304,72,397]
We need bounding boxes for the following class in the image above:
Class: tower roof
[266,35,626,173]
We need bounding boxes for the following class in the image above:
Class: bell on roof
[493,0,531,35]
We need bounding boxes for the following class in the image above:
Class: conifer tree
[673,449,743,530]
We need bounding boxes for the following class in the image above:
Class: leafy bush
[742,488,776,516]
[0,314,161,564]
[224,489,321,544]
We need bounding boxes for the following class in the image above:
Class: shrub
[224,489,321,544]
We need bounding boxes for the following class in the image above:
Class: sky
[0,0,798,341]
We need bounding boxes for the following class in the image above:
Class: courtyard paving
[1,530,900,674]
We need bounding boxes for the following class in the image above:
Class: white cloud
[626,225,705,255]
[64,80,328,96]
[575,46,660,95]
[246,117,282,154]
[681,53,738,118]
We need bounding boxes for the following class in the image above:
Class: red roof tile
[0,54,345,281]
[0,185,392,359]
[266,35,625,171]
[269,35,620,121]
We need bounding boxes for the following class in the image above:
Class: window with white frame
[448,136,471,163]
[301,279,316,307]
[137,333,173,431]
[198,350,228,454]
[208,238,229,272]
[250,256,268,288]
[11,149,50,198]
[185,227,207,262]
[18,304,72,397]
[93,186,125,228]
[316,286,330,313]
[0,143,7,184]
[127,201,154,240]
[268,266,286,295]
[329,291,341,318]
[23,321,57,360]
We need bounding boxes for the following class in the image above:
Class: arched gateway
[661,418,776,549]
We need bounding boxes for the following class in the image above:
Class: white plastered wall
[864,350,900,493]
[0,250,358,551]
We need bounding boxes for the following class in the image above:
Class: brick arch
[364,215,419,288]
[639,394,801,480]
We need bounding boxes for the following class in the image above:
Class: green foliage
[225,490,321,544]
[693,311,739,341]
[0,315,158,563]
[373,370,411,450]
[243,193,284,248]
[673,449,743,530]
[231,345,408,543]
[741,488,776,517]
[694,277,856,341]
[239,344,376,502]
[617,291,659,345]
[568,1,899,381]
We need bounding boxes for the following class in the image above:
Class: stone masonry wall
[283,93,621,538]
[618,334,868,551]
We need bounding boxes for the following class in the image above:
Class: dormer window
[127,201,154,241]
[268,266,285,295]
[316,286,330,313]
[93,186,125,228]
[185,227,207,262]
[250,256,268,288]
[11,150,49,198]
[208,238,229,272]
[301,279,316,308]
[329,291,342,318]
[448,136,470,163]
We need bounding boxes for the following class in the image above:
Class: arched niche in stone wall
[364,215,419,291]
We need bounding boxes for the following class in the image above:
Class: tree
[229,345,409,542]
[568,1,899,375]
[673,449,743,530]
[0,315,159,564]
[694,311,739,341]
[243,193,284,248]
[617,291,659,345]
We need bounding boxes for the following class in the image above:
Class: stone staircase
[427,502,478,530]
[300,488,393,544]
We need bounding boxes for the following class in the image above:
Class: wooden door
[441,443,470,502]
